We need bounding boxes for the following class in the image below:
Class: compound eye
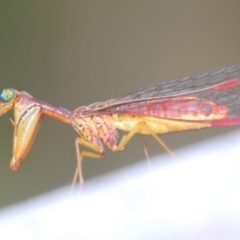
[0,88,15,103]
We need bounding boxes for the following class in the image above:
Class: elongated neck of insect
[16,91,73,123]
[38,99,73,123]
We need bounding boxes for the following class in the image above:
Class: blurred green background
[0,1,240,208]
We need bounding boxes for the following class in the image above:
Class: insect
[1,64,240,186]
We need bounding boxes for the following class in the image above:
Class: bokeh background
[1,1,240,208]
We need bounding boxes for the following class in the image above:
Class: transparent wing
[104,64,240,103]
[81,64,240,122]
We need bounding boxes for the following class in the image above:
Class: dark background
[1,1,240,208]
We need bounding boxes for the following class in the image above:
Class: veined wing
[91,64,240,105]
[81,64,240,124]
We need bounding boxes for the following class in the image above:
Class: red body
[1,64,240,184]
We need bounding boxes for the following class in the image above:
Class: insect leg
[114,121,175,157]
[139,134,152,168]
[71,137,104,190]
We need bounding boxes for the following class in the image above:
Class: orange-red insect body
[1,64,240,184]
